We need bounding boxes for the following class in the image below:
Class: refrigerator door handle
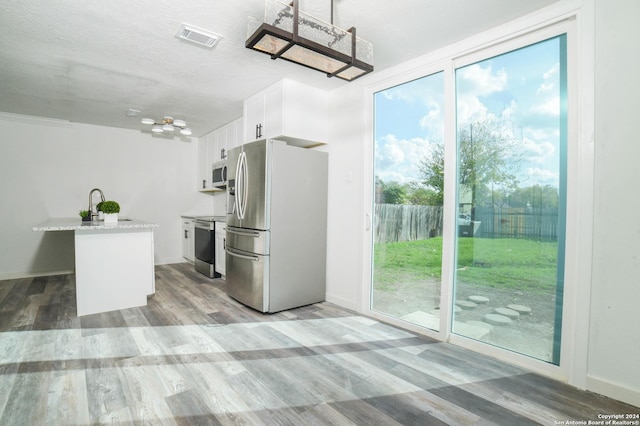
[234,151,244,220]
[227,228,261,238]
[240,151,249,220]
[226,247,259,261]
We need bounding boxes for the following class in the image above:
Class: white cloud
[456,94,491,124]
[524,167,559,185]
[536,64,559,95]
[536,82,554,95]
[522,138,556,164]
[530,95,560,116]
[458,64,508,96]
[456,64,508,124]
[419,101,443,131]
[375,134,435,184]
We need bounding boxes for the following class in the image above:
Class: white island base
[33,218,157,317]
[75,228,155,316]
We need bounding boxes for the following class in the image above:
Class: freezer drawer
[225,247,268,312]
[226,226,270,255]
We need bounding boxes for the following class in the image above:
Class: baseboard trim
[155,257,191,265]
[325,294,360,312]
[587,375,640,408]
[0,269,74,281]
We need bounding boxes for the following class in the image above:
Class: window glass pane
[453,35,567,363]
[372,72,445,330]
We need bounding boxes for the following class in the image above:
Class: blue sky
[374,36,563,189]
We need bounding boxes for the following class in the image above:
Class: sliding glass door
[370,32,568,364]
[371,73,445,331]
[452,35,567,363]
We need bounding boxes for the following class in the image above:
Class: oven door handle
[226,247,259,261]
[194,221,214,230]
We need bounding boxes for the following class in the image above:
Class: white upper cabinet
[197,118,242,192]
[197,131,212,191]
[243,79,328,147]
[227,117,243,154]
[213,125,227,163]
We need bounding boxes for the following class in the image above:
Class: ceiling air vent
[176,23,223,48]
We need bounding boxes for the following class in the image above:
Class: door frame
[361,1,594,388]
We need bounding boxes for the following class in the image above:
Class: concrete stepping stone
[456,300,478,310]
[507,304,532,315]
[469,295,490,304]
[494,307,520,318]
[484,313,512,325]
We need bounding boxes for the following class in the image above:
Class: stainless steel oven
[194,218,220,278]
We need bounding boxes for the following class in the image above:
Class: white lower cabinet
[182,218,195,262]
[215,221,226,277]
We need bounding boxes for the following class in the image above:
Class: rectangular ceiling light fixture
[176,23,223,48]
[246,0,373,82]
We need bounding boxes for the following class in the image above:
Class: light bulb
[141,118,155,125]
[162,124,175,132]
[173,119,186,127]
[180,128,192,136]
[152,125,164,133]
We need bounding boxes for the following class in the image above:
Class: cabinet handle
[184,229,188,239]
[223,238,225,250]
[255,124,259,139]
[258,123,263,139]
[221,148,226,159]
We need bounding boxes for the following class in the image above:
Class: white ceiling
[0,0,562,137]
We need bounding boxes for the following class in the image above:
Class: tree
[406,183,441,206]
[417,142,445,205]
[509,185,559,209]
[375,179,407,204]
[418,119,521,215]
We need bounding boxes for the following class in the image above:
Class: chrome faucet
[88,188,106,222]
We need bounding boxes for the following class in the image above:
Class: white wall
[0,113,214,278]
[323,83,368,311]
[587,0,640,406]
[324,0,639,408]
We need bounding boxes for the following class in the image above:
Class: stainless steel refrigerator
[225,139,328,313]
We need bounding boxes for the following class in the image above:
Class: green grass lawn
[373,237,559,294]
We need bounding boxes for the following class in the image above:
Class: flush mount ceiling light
[141,117,192,136]
[246,0,373,81]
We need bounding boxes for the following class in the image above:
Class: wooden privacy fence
[475,207,559,241]
[374,204,559,243]
[374,204,443,243]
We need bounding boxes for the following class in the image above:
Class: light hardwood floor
[0,263,637,425]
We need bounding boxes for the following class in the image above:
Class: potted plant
[79,209,90,222]
[99,201,120,223]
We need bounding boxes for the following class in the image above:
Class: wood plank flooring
[0,263,637,425]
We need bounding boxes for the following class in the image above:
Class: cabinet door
[203,131,218,190]
[197,134,210,191]
[215,222,226,276]
[243,92,265,142]
[263,82,283,141]
[242,79,328,146]
[182,219,195,262]
[219,122,231,161]
[279,79,328,144]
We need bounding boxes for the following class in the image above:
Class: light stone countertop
[33,217,159,231]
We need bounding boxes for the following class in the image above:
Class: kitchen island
[33,218,158,316]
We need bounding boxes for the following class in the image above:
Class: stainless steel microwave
[212,161,227,188]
